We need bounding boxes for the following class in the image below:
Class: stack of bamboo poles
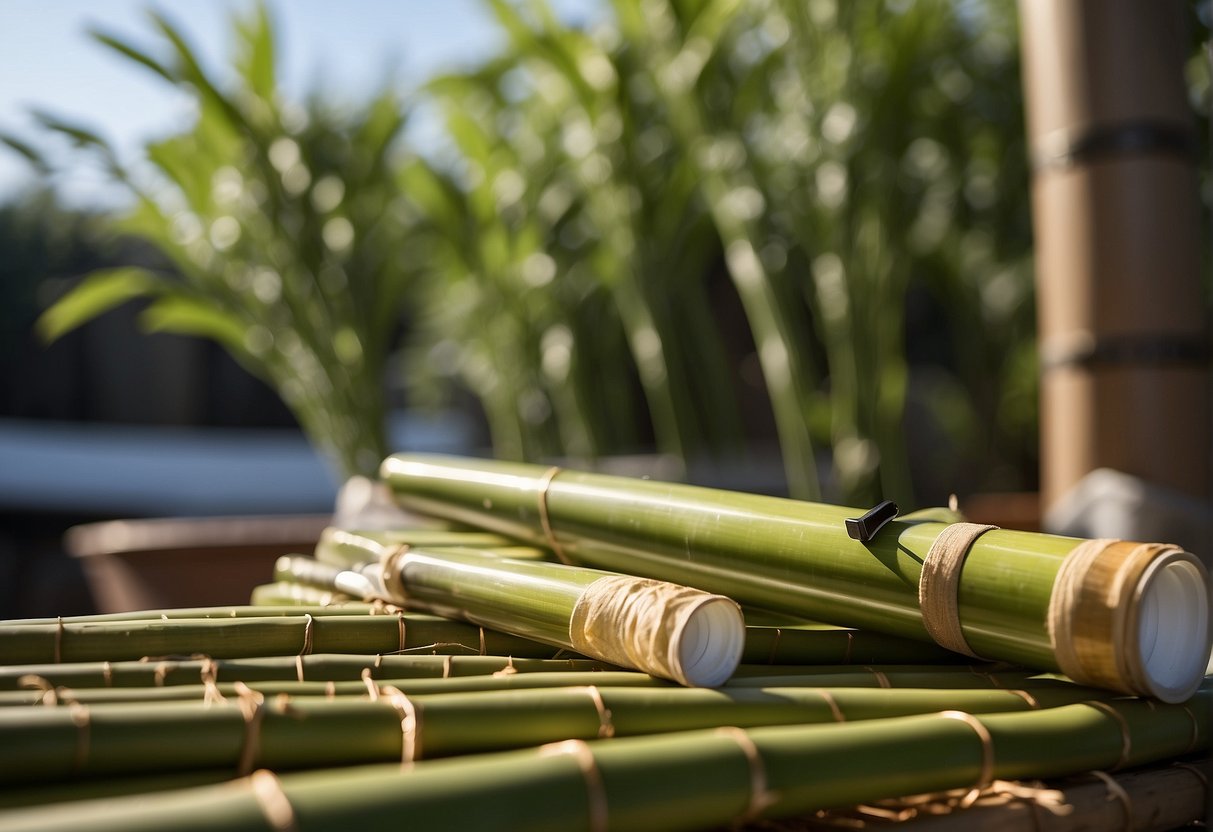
[0,455,1209,831]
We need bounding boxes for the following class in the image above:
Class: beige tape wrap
[918,523,998,658]
[1047,539,1211,702]
[569,576,745,687]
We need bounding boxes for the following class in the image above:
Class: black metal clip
[844,500,899,542]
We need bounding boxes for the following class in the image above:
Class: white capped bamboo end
[674,597,746,688]
[1132,553,1210,703]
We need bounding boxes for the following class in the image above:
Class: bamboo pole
[0,695,1204,832]
[364,546,747,686]
[312,527,548,570]
[0,654,616,691]
[0,685,1121,783]
[0,614,567,665]
[380,455,1211,701]
[1018,0,1211,511]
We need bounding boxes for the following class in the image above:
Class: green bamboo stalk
[0,613,567,665]
[374,546,745,686]
[312,527,543,570]
[0,654,613,692]
[0,670,664,707]
[381,454,1212,701]
[248,582,352,607]
[1,694,1205,832]
[0,770,236,811]
[10,606,407,628]
[0,684,1122,784]
[274,548,964,666]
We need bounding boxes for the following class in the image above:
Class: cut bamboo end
[1049,540,1210,703]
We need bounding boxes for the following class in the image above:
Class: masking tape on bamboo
[1047,539,1211,703]
[569,576,745,687]
[918,523,998,658]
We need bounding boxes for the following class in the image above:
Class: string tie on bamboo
[298,614,314,656]
[493,657,519,677]
[1083,701,1132,771]
[580,686,616,738]
[17,674,58,706]
[374,543,411,608]
[938,711,995,802]
[250,770,299,832]
[381,684,421,764]
[235,682,267,776]
[715,726,779,823]
[918,523,998,658]
[539,739,608,832]
[1088,771,1133,831]
[817,690,845,723]
[536,466,573,565]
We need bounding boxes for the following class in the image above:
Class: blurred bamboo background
[0,0,1209,518]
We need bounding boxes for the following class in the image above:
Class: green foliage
[412,0,1036,502]
[22,2,416,478]
[10,0,1043,501]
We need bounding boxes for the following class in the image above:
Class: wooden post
[1019,0,1211,512]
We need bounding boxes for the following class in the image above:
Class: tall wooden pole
[1019,0,1210,512]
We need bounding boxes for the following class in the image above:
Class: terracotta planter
[66,514,331,613]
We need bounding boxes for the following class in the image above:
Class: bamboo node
[54,616,64,664]
[939,711,995,798]
[918,523,997,659]
[536,465,573,564]
[715,726,780,823]
[250,770,299,832]
[1088,771,1133,831]
[538,739,608,832]
[766,628,782,665]
[1083,701,1132,770]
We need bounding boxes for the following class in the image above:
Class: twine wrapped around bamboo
[381,455,1212,702]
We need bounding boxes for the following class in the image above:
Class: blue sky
[0,0,598,205]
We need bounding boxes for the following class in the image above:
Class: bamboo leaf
[232,0,276,103]
[36,267,166,342]
[29,110,110,150]
[0,132,50,173]
[138,294,250,356]
[87,28,177,83]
